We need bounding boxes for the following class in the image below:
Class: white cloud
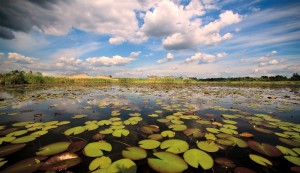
[109,37,126,45]
[257,50,279,67]
[163,10,242,50]
[185,52,227,64]
[8,52,36,64]
[157,53,174,64]
[86,52,139,67]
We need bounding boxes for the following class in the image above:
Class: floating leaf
[1,156,46,173]
[184,128,205,138]
[220,128,238,135]
[68,140,88,153]
[205,133,217,141]
[197,141,219,152]
[30,130,48,137]
[227,137,248,148]
[249,154,272,166]
[222,119,237,125]
[11,135,36,143]
[239,132,254,138]
[0,143,26,157]
[0,158,7,167]
[141,125,160,134]
[276,145,298,156]
[122,147,147,160]
[148,134,163,140]
[85,123,99,131]
[40,152,81,171]
[36,142,71,156]
[89,156,111,171]
[285,156,300,166]
[248,141,282,157]
[107,159,137,173]
[279,138,300,147]
[216,139,235,146]
[83,141,112,157]
[183,149,213,170]
[160,139,189,154]
[0,136,16,144]
[234,167,256,173]
[294,148,300,155]
[64,126,86,136]
[7,130,28,137]
[206,128,220,134]
[72,114,88,119]
[112,129,129,137]
[139,139,161,149]
[215,157,236,168]
[99,128,113,135]
[253,126,273,134]
[56,121,70,125]
[161,130,175,138]
[148,152,188,173]
[97,120,111,126]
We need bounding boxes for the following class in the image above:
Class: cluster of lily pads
[0,85,299,173]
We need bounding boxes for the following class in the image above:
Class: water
[0,84,299,173]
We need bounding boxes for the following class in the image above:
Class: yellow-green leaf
[183,149,214,170]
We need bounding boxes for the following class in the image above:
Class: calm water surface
[0,84,299,173]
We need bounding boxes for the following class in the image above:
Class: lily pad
[85,123,99,131]
[183,149,213,170]
[139,139,161,149]
[83,141,112,157]
[248,141,282,157]
[276,145,298,156]
[148,152,188,173]
[68,140,88,153]
[72,114,88,119]
[1,156,46,173]
[122,147,147,160]
[0,143,26,157]
[206,128,220,134]
[197,141,219,152]
[228,137,248,148]
[89,156,111,171]
[184,128,205,138]
[141,125,160,134]
[99,128,113,135]
[40,152,81,171]
[148,134,163,140]
[36,142,71,156]
[160,139,189,154]
[161,130,175,138]
[11,135,36,143]
[215,157,236,168]
[0,136,16,144]
[168,124,187,131]
[107,158,137,173]
[285,156,300,166]
[112,129,130,137]
[64,126,86,135]
[249,154,272,166]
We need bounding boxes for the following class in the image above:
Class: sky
[0,0,299,78]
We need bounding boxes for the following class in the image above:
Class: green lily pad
[222,114,238,119]
[11,135,36,143]
[222,119,237,125]
[112,129,129,137]
[97,120,112,126]
[89,156,111,171]
[100,128,113,135]
[157,118,170,123]
[206,128,220,134]
[107,159,137,173]
[0,143,26,157]
[148,134,163,140]
[0,158,7,167]
[227,137,248,148]
[279,138,300,147]
[56,121,71,125]
[160,139,189,154]
[12,122,33,127]
[72,114,88,119]
[36,142,71,156]
[161,130,175,138]
[184,128,205,138]
[85,123,99,131]
[285,156,300,166]
[294,148,300,155]
[148,152,188,173]
[253,126,273,134]
[197,141,219,152]
[220,128,238,135]
[168,124,187,131]
[139,139,161,149]
[249,154,272,166]
[0,136,16,144]
[122,147,147,160]
[7,130,28,137]
[216,139,235,146]
[83,141,112,157]
[183,149,213,170]
[30,130,48,137]
[276,145,298,156]
[205,133,217,141]
[64,126,86,135]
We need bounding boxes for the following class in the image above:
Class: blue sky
[0,0,299,78]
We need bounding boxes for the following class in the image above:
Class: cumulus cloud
[162,10,242,50]
[185,52,227,64]
[55,57,83,69]
[257,50,279,66]
[8,52,36,64]
[86,52,140,67]
[157,53,174,64]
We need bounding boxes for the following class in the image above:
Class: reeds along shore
[0,70,300,86]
